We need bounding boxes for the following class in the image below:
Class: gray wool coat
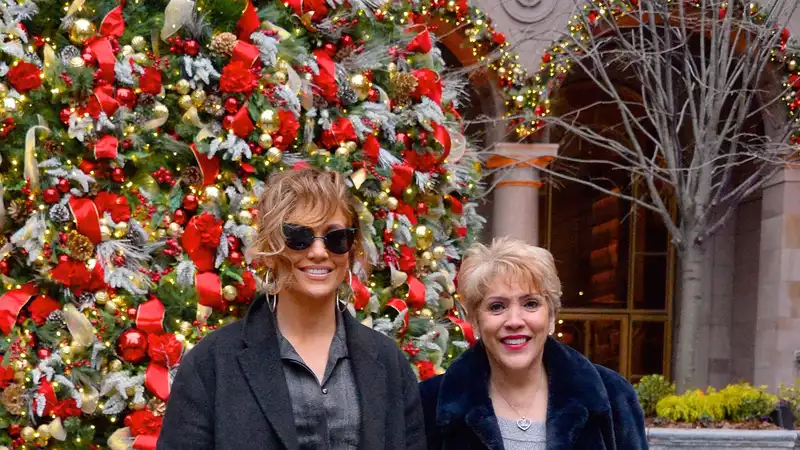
[157,294,426,450]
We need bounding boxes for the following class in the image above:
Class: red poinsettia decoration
[362,134,380,164]
[139,66,163,95]
[220,60,258,94]
[147,333,183,366]
[37,379,58,416]
[125,409,164,437]
[235,270,257,303]
[411,68,442,104]
[94,191,132,223]
[320,117,356,149]
[415,360,436,381]
[182,213,223,272]
[7,61,42,92]
[52,399,83,419]
[0,364,14,389]
[399,245,417,272]
[51,257,105,293]
[276,110,300,149]
[27,295,61,325]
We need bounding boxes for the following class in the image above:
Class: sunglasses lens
[325,228,356,254]
[283,224,314,250]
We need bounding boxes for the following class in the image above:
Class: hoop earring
[265,270,277,312]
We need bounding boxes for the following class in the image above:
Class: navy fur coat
[419,337,648,450]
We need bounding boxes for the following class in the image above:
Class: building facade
[448,1,800,390]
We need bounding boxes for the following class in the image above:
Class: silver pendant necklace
[491,370,545,432]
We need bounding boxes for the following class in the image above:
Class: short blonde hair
[249,168,364,292]
[457,236,562,319]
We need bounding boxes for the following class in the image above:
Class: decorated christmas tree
[0,0,497,447]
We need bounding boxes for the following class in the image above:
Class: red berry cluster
[153,167,176,185]
[167,36,200,56]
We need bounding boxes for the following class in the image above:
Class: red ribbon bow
[190,144,221,186]
[196,272,225,311]
[235,0,259,41]
[0,284,38,334]
[406,276,426,309]
[406,26,432,54]
[136,297,165,333]
[68,197,102,244]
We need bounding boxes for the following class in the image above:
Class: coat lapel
[236,296,299,450]
[344,314,387,448]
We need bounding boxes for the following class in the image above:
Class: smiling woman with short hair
[419,237,648,450]
[158,168,426,450]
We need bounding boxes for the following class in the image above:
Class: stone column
[754,167,800,389]
[487,143,559,246]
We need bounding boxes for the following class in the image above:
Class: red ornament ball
[183,40,200,56]
[58,254,70,264]
[37,348,51,359]
[111,167,125,183]
[82,52,95,65]
[78,160,95,175]
[57,178,71,193]
[341,35,354,47]
[323,42,338,56]
[121,139,133,150]
[117,328,148,363]
[127,307,138,318]
[60,108,72,125]
[396,132,411,149]
[415,202,428,215]
[182,194,199,211]
[229,250,243,266]
[227,235,240,251]
[43,188,60,204]
[116,87,137,109]
[224,97,240,114]
[222,115,235,130]
[172,209,187,225]
[0,259,9,275]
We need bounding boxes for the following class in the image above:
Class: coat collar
[435,337,611,450]
[236,294,387,450]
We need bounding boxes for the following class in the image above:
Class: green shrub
[778,379,800,424]
[635,375,675,416]
[719,383,777,421]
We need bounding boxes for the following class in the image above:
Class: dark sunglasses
[282,223,357,254]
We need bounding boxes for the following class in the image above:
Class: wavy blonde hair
[457,236,563,320]
[249,168,364,293]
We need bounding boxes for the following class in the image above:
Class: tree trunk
[673,242,706,392]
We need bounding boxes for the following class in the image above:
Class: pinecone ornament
[49,204,71,223]
[181,166,204,186]
[42,140,64,157]
[335,46,354,61]
[392,72,418,106]
[87,182,102,197]
[66,231,95,261]
[1,383,25,415]
[338,84,358,106]
[0,234,7,249]
[210,32,237,57]
[47,309,67,327]
[76,292,96,309]
[8,198,29,223]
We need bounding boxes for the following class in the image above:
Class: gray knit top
[497,416,546,450]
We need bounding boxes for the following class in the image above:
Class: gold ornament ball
[130,398,147,410]
[0,82,7,97]
[95,290,110,305]
[69,19,97,45]
[179,321,193,335]
[345,141,358,152]
[240,196,256,209]
[266,146,283,163]
[156,229,167,240]
[178,95,193,110]
[13,359,27,371]
[21,426,36,442]
[317,149,331,158]
[105,301,118,313]
[421,251,433,262]
[387,62,398,74]
[191,89,207,107]
[176,79,192,95]
[204,186,221,200]
[154,103,169,118]
[335,145,350,158]
[432,246,446,259]
[430,260,439,271]
[237,210,254,225]
[222,285,238,302]
[131,35,148,52]
[387,196,399,211]
[122,45,135,57]
[789,60,798,72]
[4,98,17,113]
[168,222,183,237]
[349,74,370,99]
[420,308,433,318]
[258,133,273,149]
[109,360,123,372]
[114,222,129,239]
[376,191,389,205]
[259,109,279,133]
[100,225,112,241]
[273,71,287,84]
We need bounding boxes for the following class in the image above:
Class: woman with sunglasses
[158,168,426,450]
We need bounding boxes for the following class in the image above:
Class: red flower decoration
[235,270,257,303]
[415,360,436,381]
[288,0,329,22]
[411,68,442,104]
[276,110,299,149]
[52,399,83,419]
[394,202,418,225]
[94,191,132,223]
[125,409,164,437]
[399,245,417,273]
[193,213,223,247]
[320,117,356,149]
[7,61,42,92]
[363,134,380,164]
[147,333,183,366]
[220,60,258,94]
[27,295,60,325]
[117,328,149,363]
[37,380,58,416]
[138,66,163,95]
[51,258,93,289]
[0,364,14,389]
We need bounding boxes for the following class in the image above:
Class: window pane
[555,318,622,373]
[632,206,668,310]
[630,321,666,377]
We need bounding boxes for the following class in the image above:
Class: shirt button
[322,388,329,394]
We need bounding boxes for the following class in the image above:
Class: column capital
[487,142,559,169]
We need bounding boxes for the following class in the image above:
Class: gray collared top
[276,312,361,450]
